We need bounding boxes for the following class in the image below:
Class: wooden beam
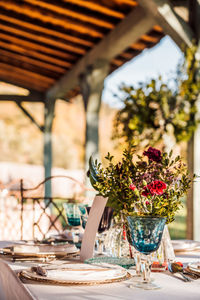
[0,40,73,68]
[0,53,62,79]
[24,0,114,29]
[0,23,87,56]
[0,70,50,92]
[16,102,44,132]
[137,0,194,47]
[46,6,156,100]
[0,1,104,38]
[0,62,54,85]
[0,94,44,102]
[62,0,126,19]
[189,0,200,41]
[0,32,83,57]
[0,48,66,74]
[0,14,94,47]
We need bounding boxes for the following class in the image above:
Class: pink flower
[143,147,162,162]
[145,201,150,205]
[129,183,136,191]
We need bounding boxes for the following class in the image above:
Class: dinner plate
[19,263,130,285]
[188,262,200,273]
[172,240,200,252]
[0,243,78,258]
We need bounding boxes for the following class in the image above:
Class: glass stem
[141,255,151,283]
[135,253,141,275]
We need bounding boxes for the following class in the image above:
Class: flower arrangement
[112,45,200,149]
[88,147,192,223]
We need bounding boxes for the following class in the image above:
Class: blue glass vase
[126,216,166,290]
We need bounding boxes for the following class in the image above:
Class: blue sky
[103,36,183,107]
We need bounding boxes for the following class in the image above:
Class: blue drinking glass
[126,216,166,290]
[63,203,81,227]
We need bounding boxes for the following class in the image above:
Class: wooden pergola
[0,0,199,239]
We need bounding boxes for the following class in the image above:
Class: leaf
[88,156,99,185]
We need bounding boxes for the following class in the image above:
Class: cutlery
[12,256,56,263]
[168,263,193,282]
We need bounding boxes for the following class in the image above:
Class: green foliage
[88,147,192,223]
[113,44,200,148]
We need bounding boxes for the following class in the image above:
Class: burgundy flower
[129,183,136,191]
[143,147,162,162]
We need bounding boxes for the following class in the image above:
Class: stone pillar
[187,0,200,240]
[79,59,109,190]
[44,97,56,198]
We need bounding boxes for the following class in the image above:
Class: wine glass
[63,203,84,243]
[125,216,166,290]
[63,203,82,227]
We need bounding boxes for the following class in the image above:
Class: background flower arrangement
[112,45,200,149]
[88,147,192,223]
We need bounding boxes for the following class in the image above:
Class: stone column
[187,0,200,240]
[44,97,56,198]
[79,59,109,190]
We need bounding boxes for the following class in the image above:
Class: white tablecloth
[0,241,200,300]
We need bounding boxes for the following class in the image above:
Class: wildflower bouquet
[88,147,192,223]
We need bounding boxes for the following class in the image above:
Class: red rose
[143,147,162,162]
[129,183,136,191]
[145,201,150,205]
[148,180,167,196]
[142,180,167,197]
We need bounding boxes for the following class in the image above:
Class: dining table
[0,240,200,300]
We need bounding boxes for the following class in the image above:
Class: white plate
[20,263,128,285]
[1,243,78,257]
[188,262,200,273]
[172,240,200,252]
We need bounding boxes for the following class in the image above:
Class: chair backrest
[19,175,88,240]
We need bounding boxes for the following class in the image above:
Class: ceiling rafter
[0,73,47,92]
[0,14,94,47]
[0,40,73,68]
[24,0,114,29]
[0,48,66,74]
[61,0,126,18]
[0,31,84,57]
[0,1,104,38]
[0,62,54,85]
[0,23,88,55]
[46,6,156,100]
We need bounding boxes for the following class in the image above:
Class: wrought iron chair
[19,175,89,240]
